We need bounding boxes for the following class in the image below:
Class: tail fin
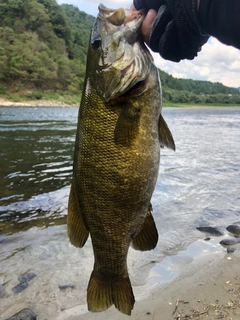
[87,270,135,315]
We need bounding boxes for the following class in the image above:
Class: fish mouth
[102,29,152,101]
[91,5,153,102]
[105,44,152,101]
[98,3,145,28]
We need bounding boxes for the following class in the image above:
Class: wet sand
[58,248,240,320]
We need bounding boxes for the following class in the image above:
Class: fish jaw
[88,4,153,101]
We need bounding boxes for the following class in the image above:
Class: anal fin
[132,204,158,251]
[67,180,89,247]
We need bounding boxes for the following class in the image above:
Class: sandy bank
[57,244,240,320]
[0,98,78,107]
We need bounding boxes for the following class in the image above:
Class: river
[1,106,240,319]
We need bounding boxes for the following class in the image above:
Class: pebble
[12,272,36,294]
[196,226,223,236]
[18,273,36,283]
[227,247,236,253]
[58,285,75,290]
[12,282,29,295]
[6,308,36,320]
[219,238,240,246]
[226,225,240,236]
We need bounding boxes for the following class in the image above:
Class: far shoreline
[1,98,240,109]
[0,98,79,107]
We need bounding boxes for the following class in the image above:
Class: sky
[57,0,240,89]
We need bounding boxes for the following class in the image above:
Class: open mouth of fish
[92,4,153,101]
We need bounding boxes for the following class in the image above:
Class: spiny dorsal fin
[159,114,175,151]
[132,204,158,251]
[67,180,89,248]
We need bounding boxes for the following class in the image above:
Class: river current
[1,106,240,319]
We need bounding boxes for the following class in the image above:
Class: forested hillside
[0,0,239,105]
[159,70,240,105]
[0,0,94,99]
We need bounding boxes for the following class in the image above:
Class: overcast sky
[57,0,240,88]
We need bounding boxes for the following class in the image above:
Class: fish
[67,3,175,315]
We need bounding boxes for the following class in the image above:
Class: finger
[130,3,136,10]
[141,9,157,44]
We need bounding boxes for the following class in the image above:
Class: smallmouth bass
[67,4,175,315]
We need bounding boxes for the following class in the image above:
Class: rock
[12,282,29,295]
[204,237,211,241]
[226,225,240,236]
[196,226,223,236]
[58,285,75,291]
[227,247,236,253]
[6,308,36,320]
[18,273,36,283]
[220,238,240,246]
[12,272,36,294]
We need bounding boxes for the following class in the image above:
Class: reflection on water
[0,107,77,235]
[1,106,240,319]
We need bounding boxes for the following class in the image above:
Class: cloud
[57,0,240,88]
[153,38,240,88]
[57,0,132,16]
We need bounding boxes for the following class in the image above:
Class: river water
[1,106,240,319]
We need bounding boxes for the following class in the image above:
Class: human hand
[130,3,157,45]
[132,0,209,62]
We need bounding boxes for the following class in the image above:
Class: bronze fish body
[67,4,175,315]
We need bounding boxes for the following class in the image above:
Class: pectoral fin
[67,180,89,247]
[132,204,158,251]
[159,114,175,151]
[114,103,140,146]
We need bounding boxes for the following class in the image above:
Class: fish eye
[91,36,102,50]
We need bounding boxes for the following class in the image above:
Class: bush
[8,93,21,102]
[25,91,43,100]
[0,84,7,94]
